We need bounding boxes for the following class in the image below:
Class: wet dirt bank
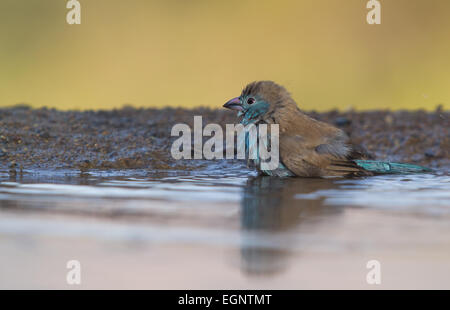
[0,106,448,171]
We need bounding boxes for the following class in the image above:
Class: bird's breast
[239,123,294,177]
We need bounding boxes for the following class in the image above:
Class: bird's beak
[223,97,244,111]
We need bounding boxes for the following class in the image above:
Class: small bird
[223,81,431,177]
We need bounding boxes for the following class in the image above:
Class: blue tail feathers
[354,160,432,174]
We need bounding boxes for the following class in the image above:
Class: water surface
[0,162,449,289]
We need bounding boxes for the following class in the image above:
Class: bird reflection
[239,176,342,275]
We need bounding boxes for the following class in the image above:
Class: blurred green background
[1,0,449,111]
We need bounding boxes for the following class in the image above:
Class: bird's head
[223,81,294,124]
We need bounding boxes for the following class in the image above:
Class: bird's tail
[354,160,432,174]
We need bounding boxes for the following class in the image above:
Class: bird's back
[265,104,369,177]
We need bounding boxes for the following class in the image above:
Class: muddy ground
[0,106,448,172]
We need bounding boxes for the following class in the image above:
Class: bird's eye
[247,97,255,105]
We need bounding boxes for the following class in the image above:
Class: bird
[223,80,432,177]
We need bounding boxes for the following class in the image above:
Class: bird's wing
[277,120,367,177]
[265,106,369,177]
[279,134,365,177]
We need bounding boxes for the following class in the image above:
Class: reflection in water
[239,176,342,275]
[1,167,449,282]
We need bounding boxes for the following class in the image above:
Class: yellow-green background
[1,0,449,111]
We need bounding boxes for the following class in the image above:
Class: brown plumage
[225,81,372,177]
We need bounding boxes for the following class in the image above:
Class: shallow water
[0,162,449,289]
